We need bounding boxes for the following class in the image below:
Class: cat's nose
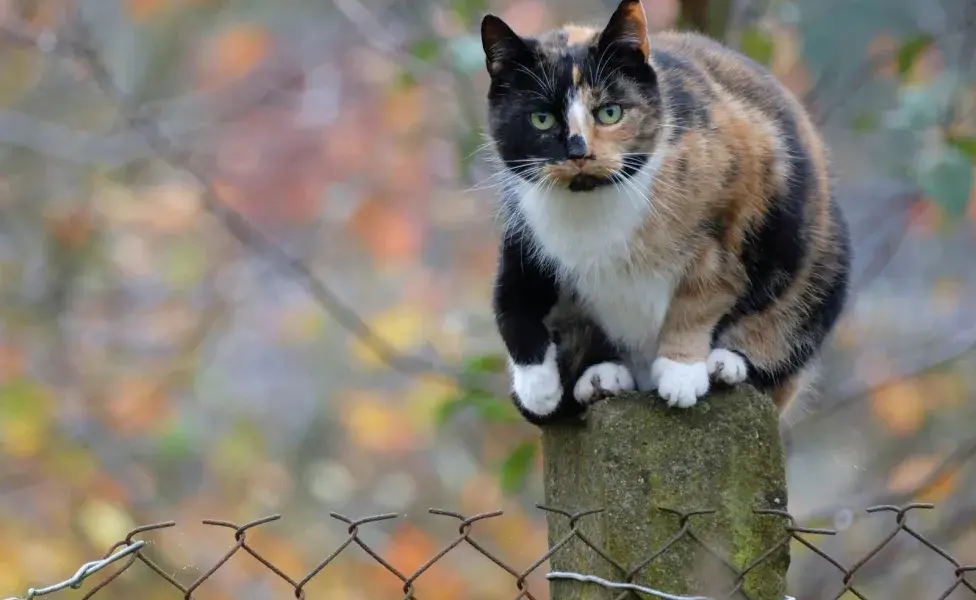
[567,134,588,160]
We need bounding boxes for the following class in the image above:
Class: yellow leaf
[870,379,925,435]
[0,47,43,107]
[404,374,457,433]
[932,277,963,316]
[78,501,134,550]
[276,301,326,343]
[341,391,418,451]
[144,183,202,233]
[0,559,22,599]
[349,305,426,369]
[0,380,52,458]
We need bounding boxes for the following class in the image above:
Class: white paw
[510,344,563,416]
[573,362,635,403]
[650,357,709,408]
[706,348,748,385]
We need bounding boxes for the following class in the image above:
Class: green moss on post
[542,386,789,600]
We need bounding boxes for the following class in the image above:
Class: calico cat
[482,0,851,425]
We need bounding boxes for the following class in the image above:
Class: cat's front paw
[573,362,635,404]
[511,345,563,417]
[706,348,748,385]
[650,357,709,408]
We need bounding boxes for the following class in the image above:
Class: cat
[481,0,852,426]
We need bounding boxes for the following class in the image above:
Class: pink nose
[571,158,589,169]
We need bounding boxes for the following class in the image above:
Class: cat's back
[647,31,828,174]
[648,31,802,115]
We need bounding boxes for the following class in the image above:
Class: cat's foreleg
[492,235,571,424]
[650,279,737,408]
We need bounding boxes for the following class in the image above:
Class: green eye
[596,104,623,125]
[530,111,556,130]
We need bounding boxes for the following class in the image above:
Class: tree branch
[0,16,495,391]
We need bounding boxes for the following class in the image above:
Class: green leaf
[434,395,474,427]
[452,0,488,28]
[410,37,440,63]
[462,352,506,375]
[499,441,538,494]
[851,112,879,132]
[155,421,194,461]
[916,145,973,218]
[434,388,519,428]
[947,136,976,162]
[739,28,774,67]
[896,34,933,78]
[474,397,521,424]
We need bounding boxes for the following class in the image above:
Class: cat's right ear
[481,15,529,77]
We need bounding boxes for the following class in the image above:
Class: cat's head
[481,0,661,193]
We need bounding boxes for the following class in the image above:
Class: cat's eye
[530,111,556,130]
[596,104,623,125]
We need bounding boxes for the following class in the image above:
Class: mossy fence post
[542,385,789,599]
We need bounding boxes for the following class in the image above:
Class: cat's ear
[481,14,530,76]
[598,0,651,62]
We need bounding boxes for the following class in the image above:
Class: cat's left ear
[482,14,530,77]
[598,0,651,62]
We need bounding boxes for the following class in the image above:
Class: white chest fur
[514,165,675,362]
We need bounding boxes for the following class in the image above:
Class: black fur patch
[726,113,811,320]
[649,49,711,140]
[492,230,559,366]
[748,201,851,388]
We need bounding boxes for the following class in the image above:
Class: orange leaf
[348,199,422,263]
[199,24,270,88]
[125,0,170,22]
[386,525,436,574]
[106,378,170,434]
[0,344,24,384]
[906,197,943,235]
[889,454,958,502]
[867,33,898,78]
[870,379,926,435]
[918,466,959,503]
[382,85,425,135]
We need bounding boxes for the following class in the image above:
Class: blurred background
[0,0,974,598]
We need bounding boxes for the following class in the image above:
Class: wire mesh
[3,503,973,600]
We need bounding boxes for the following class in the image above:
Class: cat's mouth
[567,173,612,192]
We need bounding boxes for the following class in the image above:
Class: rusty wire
[2,503,974,600]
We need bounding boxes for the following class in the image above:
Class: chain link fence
[3,503,974,600]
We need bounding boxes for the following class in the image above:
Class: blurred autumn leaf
[739,28,775,67]
[499,440,538,494]
[947,136,976,162]
[461,352,507,374]
[435,388,519,427]
[896,34,934,78]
